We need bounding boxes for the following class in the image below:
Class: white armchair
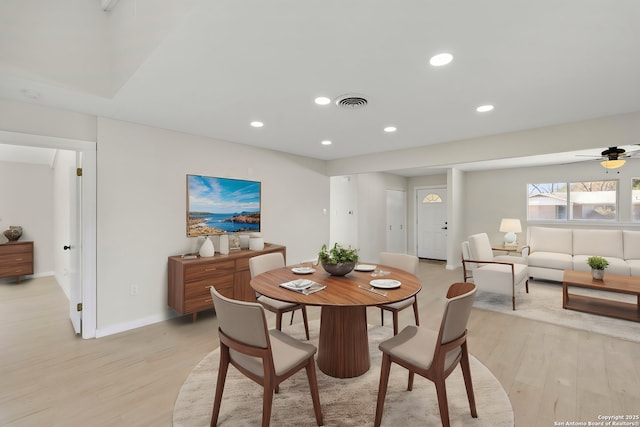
[461,233,529,310]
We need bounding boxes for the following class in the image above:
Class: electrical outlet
[130,284,139,296]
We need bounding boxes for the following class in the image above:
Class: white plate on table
[292,267,316,274]
[354,264,376,272]
[370,279,401,289]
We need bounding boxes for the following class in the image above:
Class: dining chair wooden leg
[301,307,310,340]
[460,343,478,418]
[262,382,274,427]
[275,313,283,331]
[407,371,415,391]
[305,359,324,426]
[374,354,392,427]
[211,346,230,427]
[379,307,385,327]
[434,377,451,427]
[289,311,295,325]
[412,299,420,326]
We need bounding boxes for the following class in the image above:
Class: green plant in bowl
[318,243,359,276]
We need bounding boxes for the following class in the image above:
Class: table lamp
[499,218,522,247]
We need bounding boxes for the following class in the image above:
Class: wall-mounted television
[187,174,261,237]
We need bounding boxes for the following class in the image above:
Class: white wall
[330,172,407,263]
[0,160,54,276]
[96,118,329,332]
[329,175,358,249]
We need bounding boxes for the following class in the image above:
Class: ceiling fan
[578,146,640,170]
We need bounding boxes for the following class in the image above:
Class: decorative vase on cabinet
[199,236,215,257]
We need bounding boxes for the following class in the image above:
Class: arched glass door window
[423,193,443,203]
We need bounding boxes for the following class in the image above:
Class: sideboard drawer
[0,252,33,265]
[184,275,234,299]
[0,242,34,283]
[184,260,235,282]
[0,264,32,276]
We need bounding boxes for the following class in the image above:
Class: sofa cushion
[623,230,640,260]
[528,251,573,270]
[473,263,528,295]
[572,229,623,258]
[572,255,630,276]
[626,260,640,276]
[528,227,572,254]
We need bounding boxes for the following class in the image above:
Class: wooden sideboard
[0,241,34,284]
[168,243,286,321]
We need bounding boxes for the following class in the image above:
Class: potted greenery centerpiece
[318,243,359,276]
[587,256,609,280]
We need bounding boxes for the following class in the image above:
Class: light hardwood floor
[1,261,639,426]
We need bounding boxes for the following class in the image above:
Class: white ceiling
[1,0,639,172]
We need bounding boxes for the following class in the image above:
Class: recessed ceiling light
[476,105,494,113]
[384,126,397,133]
[314,97,331,105]
[321,140,332,146]
[429,53,453,67]
[250,121,264,128]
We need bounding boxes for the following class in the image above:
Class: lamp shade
[601,159,625,169]
[499,218,522,233]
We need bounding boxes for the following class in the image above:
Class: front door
[416,187,448,260]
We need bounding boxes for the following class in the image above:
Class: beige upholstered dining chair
[374,282,478,427]
[209,288,323,427]
[461,232,529,310]
[249,252,310,340]
[378,252,420,335]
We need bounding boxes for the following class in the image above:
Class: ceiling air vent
[335,94,368,109]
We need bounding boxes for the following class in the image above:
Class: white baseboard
[95,311,176,338]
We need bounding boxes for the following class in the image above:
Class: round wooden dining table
[250,264,422,378]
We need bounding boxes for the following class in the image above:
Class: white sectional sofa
[526,226,640,282]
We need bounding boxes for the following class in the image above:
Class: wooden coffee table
[562,270,640,322]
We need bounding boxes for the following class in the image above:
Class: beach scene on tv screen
[188,175,261,237]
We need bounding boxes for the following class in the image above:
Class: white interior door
[68,158,82,334]
[416,187,448,260]
[386,189,407,253]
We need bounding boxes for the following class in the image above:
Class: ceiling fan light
[601,159,625,169]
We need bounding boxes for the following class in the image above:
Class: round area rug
[173,321,514,426]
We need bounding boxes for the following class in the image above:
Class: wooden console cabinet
[168,243,286,321]
[0,241,34,284]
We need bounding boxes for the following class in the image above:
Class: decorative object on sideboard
[219,234,230,255]
[239,234,250,249]
[499,218,521,247]
[3,226,23,242]
[199,236,215,257]
[318,243,359,276]
[229,234,241,251]
[249,236,264,251]
[587,256,609,280]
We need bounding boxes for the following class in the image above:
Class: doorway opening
[0,131,96,338]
